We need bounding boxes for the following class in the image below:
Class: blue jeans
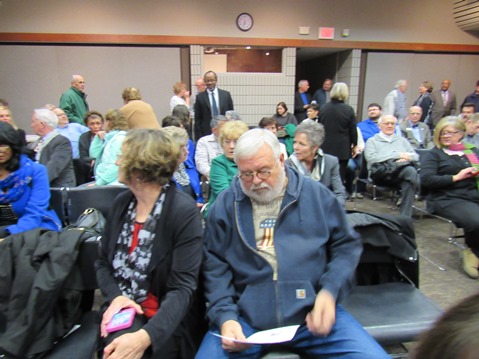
[195,306,389,359]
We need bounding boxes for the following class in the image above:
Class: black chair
[343,212,443,346]
[66,185,128,222]
[49,187,68,226]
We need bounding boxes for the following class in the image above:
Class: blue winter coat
[5,155,61,235]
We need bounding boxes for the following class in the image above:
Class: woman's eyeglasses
[440,131,460,137]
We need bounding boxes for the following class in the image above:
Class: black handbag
[66,208,106,236]
[370,159,414,186]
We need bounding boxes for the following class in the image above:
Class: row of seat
[45,186,442,358]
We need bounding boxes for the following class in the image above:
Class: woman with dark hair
[305,102,320,123]
[172,104,192,138]
[421,116,479,279]
[272,101,297,127]
[413,81,434,123]
[0,122,61,238]
[89,109,128,186]
[95,129,203,359]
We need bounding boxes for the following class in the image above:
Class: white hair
[378,114,397,125]
[34,108,58,128]
[234,128,281,162]
[395,80,407,88]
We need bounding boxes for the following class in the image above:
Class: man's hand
[100,296,144,338]
[305,289,336,336]
[220,320,252,352]
[103,329,151,359]
[398,153,411,161]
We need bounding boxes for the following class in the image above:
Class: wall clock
[236,13,253,32]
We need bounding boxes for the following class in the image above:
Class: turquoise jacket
[89,130,126,185]
[59,87,89,124]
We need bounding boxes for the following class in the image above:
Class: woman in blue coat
[0,122,61,238]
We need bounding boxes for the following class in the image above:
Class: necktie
[210,91,219,117]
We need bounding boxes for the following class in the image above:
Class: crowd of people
[1,71,479,358]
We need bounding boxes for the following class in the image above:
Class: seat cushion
[343,282,442,345]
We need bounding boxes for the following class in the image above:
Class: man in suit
[399,106,434,150]
[430,79,457,130]
[293,79,311,122]
[312,78,333,108]
[194,71,234,141]
[31,108,76,187]
[461,80,479,111]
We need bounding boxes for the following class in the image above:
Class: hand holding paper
[213,325,300,345]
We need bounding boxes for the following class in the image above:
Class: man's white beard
[240,168,286,203]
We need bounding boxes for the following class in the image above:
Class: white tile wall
[190,46,296,126]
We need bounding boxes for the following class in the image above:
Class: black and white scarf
[112,186,167,302]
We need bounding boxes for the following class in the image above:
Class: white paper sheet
[211,325,300,345]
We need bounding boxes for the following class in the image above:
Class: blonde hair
[122,87,142,102]
[433,116,465,148]
[173,81,187,95]
[105,109,129,131]
[330,82,349,102]
[218,120,249,144]
[120,129,179,185]
[0,105,18,129]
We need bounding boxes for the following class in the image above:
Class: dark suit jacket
[294,91,311,122]
[399,121,433,149]
[312,88,328,108]
[79,131,94,162]
[194,88,234,141]
[430,90,457,127]
[39,133,76,187]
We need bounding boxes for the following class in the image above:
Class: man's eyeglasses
[239,161,278,183]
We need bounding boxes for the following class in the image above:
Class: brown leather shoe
[462,248,479,279]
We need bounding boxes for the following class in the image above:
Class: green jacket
[59,87,89,124]
[207,154,238,213]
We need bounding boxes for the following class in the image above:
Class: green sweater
[59,87,89,124]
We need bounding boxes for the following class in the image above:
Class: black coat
[294,91,311,122]
[95,185,204,358]
[318,100,357,160]
[0,229,86,357]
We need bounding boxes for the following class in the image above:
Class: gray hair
[330,82,349,101]
[161,125,188,148]
[467,113,479,124]
[34,108,58,128]
[225,110,241,121]
[210,115,227,129]
[378,114,397,125]
[395,80,407,88]
[295,119,325,148]
[298,79,308,88]
[234,128,281,163]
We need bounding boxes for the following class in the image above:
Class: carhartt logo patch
[296,289,306,299]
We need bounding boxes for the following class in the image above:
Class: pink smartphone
[106,308,136,333]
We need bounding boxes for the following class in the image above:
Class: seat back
[49,187,67,225]
[66,185,128,223]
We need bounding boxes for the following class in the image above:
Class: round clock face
[236,13,253,32]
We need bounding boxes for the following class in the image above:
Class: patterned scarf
[0,155,33,204]
[173,162,190,186]
[112,186,168,303]
[448,142,479,191]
